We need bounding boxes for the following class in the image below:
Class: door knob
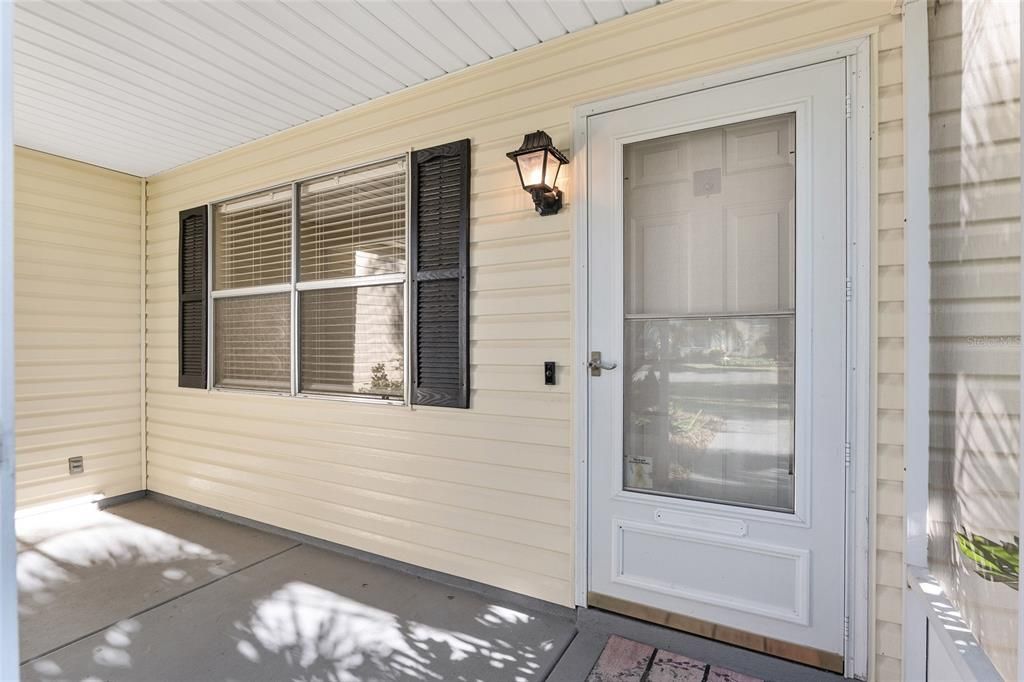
[589,351,618,376]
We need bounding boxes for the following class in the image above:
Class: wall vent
[68,456,84,475]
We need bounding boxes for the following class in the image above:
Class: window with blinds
[192,143,468,404]
[212,186,293,392]
[299,159,406,281]
[209,157,406,400]
[297,157,406,399]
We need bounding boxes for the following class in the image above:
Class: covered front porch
[16,495,831,681]
[0,0,1019,679]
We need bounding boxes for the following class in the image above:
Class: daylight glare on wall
[927,1,1021,678]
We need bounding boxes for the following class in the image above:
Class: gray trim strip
[95,489,147,510]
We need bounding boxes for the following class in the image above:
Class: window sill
[208,386,407,407]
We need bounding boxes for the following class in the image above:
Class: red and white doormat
[586,634,765,682]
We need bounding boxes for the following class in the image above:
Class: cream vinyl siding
[14,147,142,508]
[145,0,905,666]
[927,1,1021,678]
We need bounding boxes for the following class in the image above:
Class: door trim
[570,36,873,679]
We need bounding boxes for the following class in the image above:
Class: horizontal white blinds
[300,285,404,398]
[214,186,292,290]
[214,293,290,391]
[210,157,408,399]
[299,158,406,282]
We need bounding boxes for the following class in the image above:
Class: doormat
[586,634,765,682]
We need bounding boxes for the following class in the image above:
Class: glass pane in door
[622,113,796,512]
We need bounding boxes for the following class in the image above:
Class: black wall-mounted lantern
[507,130,568,216]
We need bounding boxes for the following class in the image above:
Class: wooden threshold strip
[587,592,844,675]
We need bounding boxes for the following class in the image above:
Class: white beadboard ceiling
[14,0,665,177]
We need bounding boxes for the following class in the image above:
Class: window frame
[205,153,411,406]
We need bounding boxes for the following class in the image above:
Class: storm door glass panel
[622,113,796,512]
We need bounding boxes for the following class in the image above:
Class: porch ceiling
[13,0,666,177]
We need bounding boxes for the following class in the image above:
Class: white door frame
[571,36,873,679]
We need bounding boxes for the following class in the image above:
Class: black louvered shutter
[179,206,208,388]
[410,139,470,408]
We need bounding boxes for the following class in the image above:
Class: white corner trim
[901,0,931,574]
[901,0,931,679]
[140,177,148,492]
[571,36,873,678]
[0,1,18,675]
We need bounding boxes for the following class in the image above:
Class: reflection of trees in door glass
[623,317,795,512]
[621,112,797,513]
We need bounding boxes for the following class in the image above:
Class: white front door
[587,59,849,665]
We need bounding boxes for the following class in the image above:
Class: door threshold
[587,592,844,675]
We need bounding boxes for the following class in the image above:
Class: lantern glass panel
[544,152,562,190]
[517,149,548,190]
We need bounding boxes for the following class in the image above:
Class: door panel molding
[611,519,811,625]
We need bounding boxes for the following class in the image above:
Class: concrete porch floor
[16,496,837,681]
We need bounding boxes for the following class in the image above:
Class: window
[210,157,407,401]
[181,139,469,406]
[297,159,406,398]
[212,186,292,392]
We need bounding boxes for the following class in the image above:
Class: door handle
[589,351,618,376]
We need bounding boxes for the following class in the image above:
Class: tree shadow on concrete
[21,529,572,682]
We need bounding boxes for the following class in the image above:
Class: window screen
[214,293,291,391]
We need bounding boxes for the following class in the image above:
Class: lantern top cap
[506,130,569,165]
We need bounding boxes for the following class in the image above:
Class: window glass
[214,293,290,392]
[214,187,291,290]
[299,285,404,398]
[299,159,406,282]
[296,158,406,399]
